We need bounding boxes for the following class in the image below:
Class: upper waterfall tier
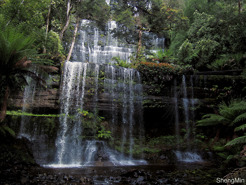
[71,20,164,64]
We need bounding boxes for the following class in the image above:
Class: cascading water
[173,79,180,146]
[47,18,153,167]
[182,75,190,143]
[54,62,87,167]
[174,75,203,163]
[72,20,134,64]
[18,75,37,140]
[174,151,203,163]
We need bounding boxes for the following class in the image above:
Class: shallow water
[38,163,211,184]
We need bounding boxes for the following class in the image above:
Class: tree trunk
[67,17,80,61]
[43,0,52,54]
[211,128,220,146]
[238,0,242,14]
[136,28,142,59]
[0,86,10,123]
[60,0,71,41]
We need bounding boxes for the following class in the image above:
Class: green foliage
[213,145,225,152]
[0,25,48,114]
[208,53,245,71]
[234,124,246,132]
[77,108,104,123]
[97,128,112,139]
[43,30,64,55]
[0,125,15,137]
[174,1,246,71]
[147,135,176,146]
[77,108,108,139]
[197,100,246,128]
[233,113,246,126]
[225,136,246,147]
[6,110,59,117]
[147,49,175,64]
[0,0,48,31]
[198,100,246,163]
[137,61,193,93]
[184,0,216,23]
[197,114,229,127]
[111,57,132,68]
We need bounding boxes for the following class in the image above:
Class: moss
[213,146,225,152]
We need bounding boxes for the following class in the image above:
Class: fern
[232,112,246,125]
[234,124,246,132]
[225,136,246,147]
[0,125,15,137]
[220,101,246,121]
[197,114,229,127]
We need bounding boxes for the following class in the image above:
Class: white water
[55,62,88,165]
[173,79,180,146]
[18,76,37,140]
[175,151,203,163]
[182,75,190,142]
[49,18,152,167]
[72,20,135,64]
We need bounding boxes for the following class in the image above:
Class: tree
[0,26,45,122]
[176,7,246,70]
[67,0,110,61]
[112,0,153,58]
[112,0,187,60]
[0,0,66,62]
[59,0,72,41]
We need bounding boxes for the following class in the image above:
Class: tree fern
[234,124,246,132]
[232,112,246,126]
[219,101,246,121]
[197,114,229,127]
[0,25,48,122]
[225,136,246,147]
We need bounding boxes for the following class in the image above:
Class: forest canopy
[0,0,245,70]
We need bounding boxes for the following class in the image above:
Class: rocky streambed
[1,162,229,185]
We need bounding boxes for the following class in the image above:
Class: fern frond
[233,112,246,125]
[0,126,15,137]
[220,101,246,121]
[225,136,246,147]
[0,126,6,136]
[197,114,229,127]
[234,124,246,132]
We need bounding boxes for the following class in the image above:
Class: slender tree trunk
[238,0,242,14]
[60,0,71,41]
[136,29,142,59]
[0,86,10,123]
[43,0,52,54]
[67,17,80,61]
[211,128,220,146]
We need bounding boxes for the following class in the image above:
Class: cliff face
[8,64,246,138]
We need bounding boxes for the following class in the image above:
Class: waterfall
[182,75,190,143]
[46,19,149,167]
[18,75,37,140]
[190,75,195,124]
[54,62,87,166]
[173,79,180,146]
[49,62,146,167]
[72,20,134,64]
[174,75,203,163]
[174,151,203,163]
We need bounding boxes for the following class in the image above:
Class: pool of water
[37,162,216,184]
